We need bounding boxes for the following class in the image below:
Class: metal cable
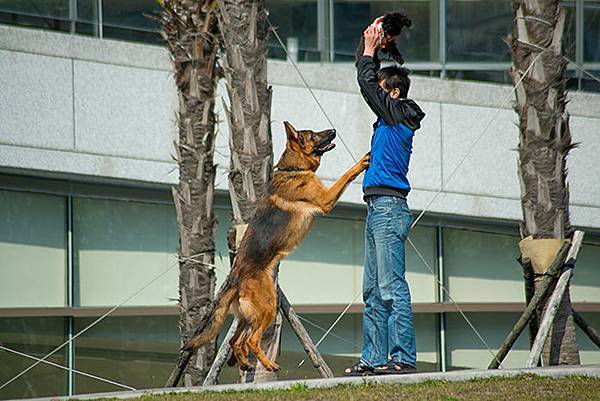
[296,315,358,348]
[564,56,600,85]
[0,345,136,391]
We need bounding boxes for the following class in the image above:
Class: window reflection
[102,0,162,44]
[446,0,512,62]
[563,0,577,61]
[0,317,67,399]
[584,0,600,62]
[74,316,179,393]
[0,0,70,31]
[332,0,438,62]
[266,0,320,61]
[75,0,100,37]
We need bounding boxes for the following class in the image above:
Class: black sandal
[344,361,374,376]
[374,361,416,375]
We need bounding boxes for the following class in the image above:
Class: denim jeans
[360,195,416,367]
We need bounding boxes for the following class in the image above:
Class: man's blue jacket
[356,56,425,198]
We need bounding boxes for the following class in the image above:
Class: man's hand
[363,26,380,57]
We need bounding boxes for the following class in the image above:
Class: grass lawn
[107,375,600,401]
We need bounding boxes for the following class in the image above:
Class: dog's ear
[284,121,299,142]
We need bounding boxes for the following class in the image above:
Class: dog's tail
[182,276,238,351]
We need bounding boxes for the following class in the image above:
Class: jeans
[360,195,416,367]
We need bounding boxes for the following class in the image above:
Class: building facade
[1,1,600,399]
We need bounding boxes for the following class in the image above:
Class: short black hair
[377,66,410,98]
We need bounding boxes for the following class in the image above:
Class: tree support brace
[488,239,571,369]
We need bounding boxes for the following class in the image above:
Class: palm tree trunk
[511,0,579,365]
[158,0,220,385]
[216,0,280,382]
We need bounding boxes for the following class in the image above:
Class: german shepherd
[183,121,369,371]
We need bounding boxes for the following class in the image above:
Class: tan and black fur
[183,121,369,371]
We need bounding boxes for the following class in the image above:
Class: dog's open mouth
[315,141,336,155]
[314,131,337,155]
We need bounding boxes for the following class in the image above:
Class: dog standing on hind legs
[182,121,369,372]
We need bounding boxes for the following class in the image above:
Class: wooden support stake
[519,256,539,349]
[165,349,193,388]
[488,240,571,369]
[278,288,334,378]
[526,231,584,368]
[202,319,239,386]
[573,310,600,349]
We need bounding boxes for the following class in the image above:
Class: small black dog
[354,11,412,66]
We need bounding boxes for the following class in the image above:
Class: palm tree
[511,0,579,364]
[158,0,221,385]
[216,0,280,382]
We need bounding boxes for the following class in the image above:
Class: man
[345,24,425,376]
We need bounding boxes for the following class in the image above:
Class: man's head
[377,66,410,99]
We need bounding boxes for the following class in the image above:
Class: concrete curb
[21,364,600,401]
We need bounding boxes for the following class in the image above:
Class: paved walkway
[26,364,600,401]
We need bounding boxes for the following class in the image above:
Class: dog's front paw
[352,152,370,176]
[359,152,370,171]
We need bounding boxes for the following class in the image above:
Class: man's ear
[284,121,298,142]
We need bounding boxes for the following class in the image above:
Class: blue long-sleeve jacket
[356,56,425,197]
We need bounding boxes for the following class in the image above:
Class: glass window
[101,0,162,45]
[278,216,365,305]
[75,0,100,36]
[0,190,67,307]
[563,0,577,61]
[73,198,178,307]
[584,0,600,62]
[446,70,512,85]
[0,317,68,399]
[278,216,436,305]
[577,312,600,365]
[444,228,524,303]
[445,312,530,369]
[74,316,178,393]
[406,225,438,303]
[446,0,512,62]
[267,0,320,61]
[570,241,600,303]
[580,69,600,92]
[332,0,439,62]
[0,0,70,32]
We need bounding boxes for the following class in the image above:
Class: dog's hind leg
[246,314,279,372]
[238,276,279,372]
[229,321,251,369]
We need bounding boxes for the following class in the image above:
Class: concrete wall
[2,25,600,228]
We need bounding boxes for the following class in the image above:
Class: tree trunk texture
[511,0,579,365]
[158,0,220,385]
[216,0,279,383]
